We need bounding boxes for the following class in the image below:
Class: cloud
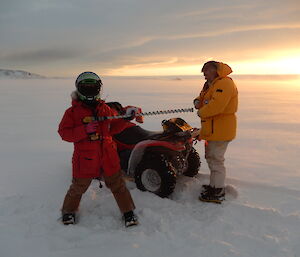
[92,25,300,64]
[0,0,299,75]
[1,47,84,65]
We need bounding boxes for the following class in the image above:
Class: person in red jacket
[58,71,138,227]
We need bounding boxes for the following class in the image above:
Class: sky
[0,0,300,77]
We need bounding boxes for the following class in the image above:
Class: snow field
[0,77,299,257]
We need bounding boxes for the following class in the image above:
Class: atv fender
[127,140,185,176]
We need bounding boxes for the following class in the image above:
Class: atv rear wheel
[183,147,200,177]
[134,154,176,198]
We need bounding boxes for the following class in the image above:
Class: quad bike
[107,102,201,198]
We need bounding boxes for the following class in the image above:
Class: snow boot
[201,184,211,192]
[199,187,225,204]
[124,211,138,228]
[62,213,76,225]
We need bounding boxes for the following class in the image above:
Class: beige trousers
[205,141,230,188]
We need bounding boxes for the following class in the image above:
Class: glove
[124,106,143,122]
[85,121,99,134]
[126,106,144,123]
[125,106,139,117]
[193,99,200,109]
[191,128,200,139]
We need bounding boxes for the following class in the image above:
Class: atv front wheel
[183,147,200,177]
[134,153,176,198]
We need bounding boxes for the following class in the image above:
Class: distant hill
[0,69,46,79]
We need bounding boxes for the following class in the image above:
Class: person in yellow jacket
[194,61,238,203]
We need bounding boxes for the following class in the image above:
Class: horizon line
[50,74,300,80]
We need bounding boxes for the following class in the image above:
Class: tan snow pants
[62,171,135,214]
[205,141,230,188]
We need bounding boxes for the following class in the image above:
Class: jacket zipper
[211,119,214,134]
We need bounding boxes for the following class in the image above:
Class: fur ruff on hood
[71,91,79,100]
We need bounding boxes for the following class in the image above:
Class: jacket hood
[70,91,81,106]
[70,91,104,107]
[71,91,79,100]
[217,62,232,78]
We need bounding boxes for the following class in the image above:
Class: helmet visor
[77,81,101,97]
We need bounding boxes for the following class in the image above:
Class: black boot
[124,211,138,227]
[201,184,212,193]
[199,187,225,204]
[62,213,76,225]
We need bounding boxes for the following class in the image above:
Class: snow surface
[0,77,300,257]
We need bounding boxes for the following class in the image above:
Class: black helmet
[75,71,102,102]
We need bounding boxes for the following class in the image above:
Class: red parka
[58,99,131,178]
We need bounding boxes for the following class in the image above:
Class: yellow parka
[194,62,238,141]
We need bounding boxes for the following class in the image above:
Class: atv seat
[114,125,162,145]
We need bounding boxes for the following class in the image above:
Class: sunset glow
[232,55,300,75]
[106,55,300,77]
